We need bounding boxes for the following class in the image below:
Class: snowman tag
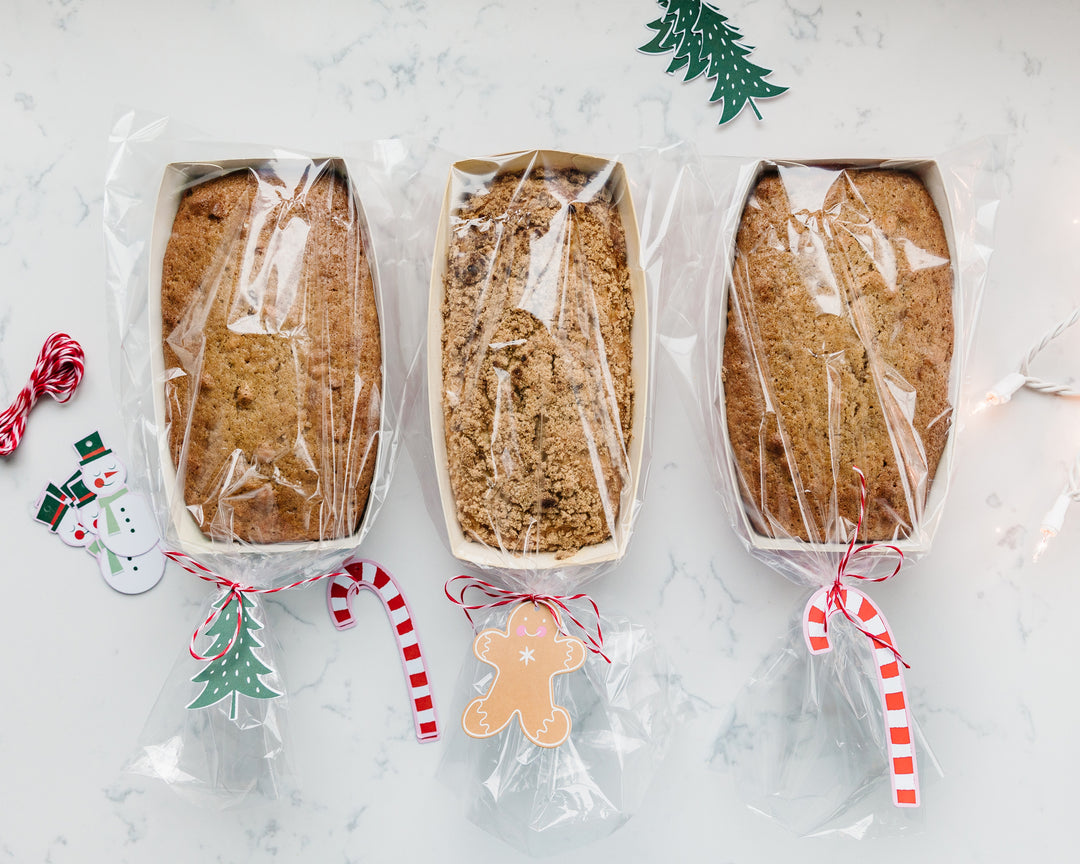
[32,431,165,595]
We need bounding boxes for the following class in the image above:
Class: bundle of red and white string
[0,333,85,456]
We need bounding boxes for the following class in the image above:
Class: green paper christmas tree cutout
[641,0,788,125]
[188,591,281,720]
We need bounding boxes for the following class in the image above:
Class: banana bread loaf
[441,163,633,556]
[161,165,381,544]
[722,167,953,542]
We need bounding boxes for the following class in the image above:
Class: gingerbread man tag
[462,601,586,748]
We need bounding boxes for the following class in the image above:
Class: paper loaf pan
[428,149,649,572]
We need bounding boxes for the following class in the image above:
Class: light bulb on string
[1032,454,1080,563]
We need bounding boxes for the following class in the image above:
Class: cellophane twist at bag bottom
[661,142,1002,836]
[414,145,696,853]
[104,110,429,807]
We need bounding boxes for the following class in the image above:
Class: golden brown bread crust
[161,167,381,544]
[722,168,953,542]
[441,165,633,556]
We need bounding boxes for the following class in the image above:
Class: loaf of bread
[441,164,634,556]
[161,166,381,544]
[722,168,953,542]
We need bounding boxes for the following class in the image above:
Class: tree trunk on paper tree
[188,591,281,720]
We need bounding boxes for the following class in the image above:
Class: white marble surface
[2,0,1079,860]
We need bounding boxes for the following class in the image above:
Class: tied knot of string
[165,550,343,662]
[445,575,611,664]
[0,333,85,456]
[825,467,909,668]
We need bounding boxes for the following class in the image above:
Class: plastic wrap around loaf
[429,151,648,571]
[720,162,957,550]
[156,159,383,548]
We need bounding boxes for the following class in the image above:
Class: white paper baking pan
[428,150,648,571]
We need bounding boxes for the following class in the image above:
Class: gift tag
[189,590,282,720]
[462,601,586,748]
[74,431,160,557]
[34,482,94,548]
[327,558,440,742]
[805,584,919,807]
[32,431,164,594]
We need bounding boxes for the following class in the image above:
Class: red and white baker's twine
[817,471,907,668]
[801,467,919,807]
[0,333,85,456]
[445,575,611,663]
[164,550,341,662]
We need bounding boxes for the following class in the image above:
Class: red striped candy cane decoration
[328,557,440,743]
[0,333,85,456]
[804,584,919,807]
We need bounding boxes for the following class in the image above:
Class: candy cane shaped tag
[804,584,919,807]
[327,558,439,743]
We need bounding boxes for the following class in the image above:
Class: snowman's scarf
[88,539,125,576]
[96,487,129,535]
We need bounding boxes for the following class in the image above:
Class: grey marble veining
[1,0,1079,861]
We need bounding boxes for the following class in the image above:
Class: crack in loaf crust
[722,168,954,542]
[441,165,633,556]
[161,167,381,544]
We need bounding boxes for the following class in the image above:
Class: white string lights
[1034,454,1080,562]
[975,306,1079,561]
[976,306,1080,412]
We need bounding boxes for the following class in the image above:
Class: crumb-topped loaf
[441,165,633,556]
[722,168,954,542]
[161,167,381,544]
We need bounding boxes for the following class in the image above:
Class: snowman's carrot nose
[105,471,117,479]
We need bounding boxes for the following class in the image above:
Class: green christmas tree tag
[188,590,281,720]
[641,0,788,125]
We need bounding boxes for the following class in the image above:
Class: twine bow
[445,575,611,663]
[165,550,343,661]
[823,467,908,667]
[0,333,85,456]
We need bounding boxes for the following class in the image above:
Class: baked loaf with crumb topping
[722,168,953,542]
[441,165,633,556]
[161,166,381,544]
